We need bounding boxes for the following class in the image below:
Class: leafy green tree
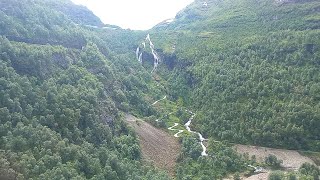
[265,154,283,169]
[268,171,285,180]
[299,163,320,180]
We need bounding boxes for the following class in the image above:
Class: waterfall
[136,47,140,60]
[138,53,143,63]
[152,96,209,157]
[136,34,161,73]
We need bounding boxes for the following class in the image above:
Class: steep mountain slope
[1,0,320,179]
[0,0,170,179]
[125,114,180,177]
[148,1,320,178]
[151,0,320,151]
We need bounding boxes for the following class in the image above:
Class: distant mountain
[0,0,103,26]
[45,0,104,26]
[155,0,320,32]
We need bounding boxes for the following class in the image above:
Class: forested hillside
[1,0,320,179]
[151,0,320,151]
[0,0,169,179]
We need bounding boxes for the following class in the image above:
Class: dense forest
[150,0,320,178]
[1,0,320,179]
[0,0,169,179]
[152,0,320,151]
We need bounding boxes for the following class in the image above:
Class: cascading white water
[136,47,140,60]
[136,34,161,73]
[150,41,154,49]
[138,53,143,63]
[152,96,208,157]
[184,111,208,156]
[147,34,161,73]
[146,34,151,42]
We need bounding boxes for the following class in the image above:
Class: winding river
[184,111,208,156]
[142,35,207,156]
[168,123,184,138]
[153,96,208,156]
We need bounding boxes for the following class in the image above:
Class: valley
[131,96,318,179]
[152,96,208,156]
[0,0,319,179]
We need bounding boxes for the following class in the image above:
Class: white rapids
[136,47,140,60]
[185,111,208,156]
[152,96,208,157]
[136,34,161,73]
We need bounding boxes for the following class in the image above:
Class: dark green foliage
[234,173,241,180]
[0,57,168,179]
[265,154,283,169]
[149,0,320,178]
[1,0,320,179]
[0,0,170,179]
[177,139,247,179]
[152,0,320,151]
[287,173,297,180]
[299,163,320,180]
[268,171,285,180]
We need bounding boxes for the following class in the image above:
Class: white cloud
[71,0,194,30]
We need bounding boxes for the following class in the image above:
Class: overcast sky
[71,0,194,30]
